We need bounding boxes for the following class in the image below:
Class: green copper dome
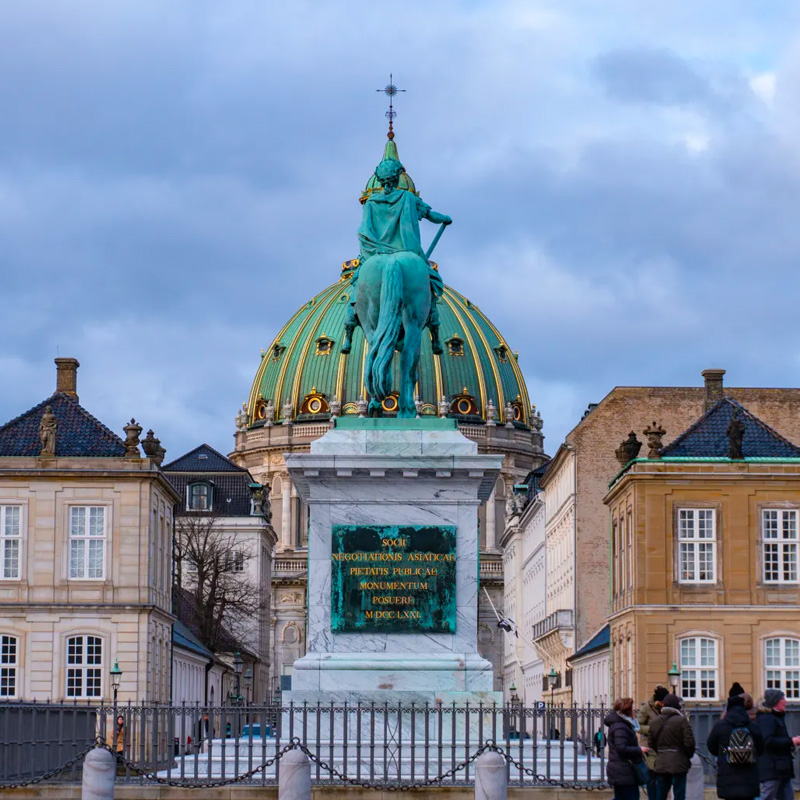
[247,264,533,427]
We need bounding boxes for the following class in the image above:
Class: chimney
[701,368,725,411]
[55,357,80,401]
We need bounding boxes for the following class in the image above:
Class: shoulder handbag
[632,759,650,786]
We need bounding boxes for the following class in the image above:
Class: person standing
[707,694,764,800]
[606,697,650,800]
[648,694,696,800]
[755,690,800,800]
[638,686,669,799]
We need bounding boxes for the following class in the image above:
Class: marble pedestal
[284,418,502,707]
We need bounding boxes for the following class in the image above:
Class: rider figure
[341,157,451,355]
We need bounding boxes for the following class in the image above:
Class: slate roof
[173,619,214,660]
[163,444,247,473]
[0,393,127,457]
[660,398,800,459]
[164,444,257,517]
[568,624,610,662]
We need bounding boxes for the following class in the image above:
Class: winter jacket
[707,705,765,799]
[648,707,695,775]
[755,706,795,782]
[605,710,644,787]
[637,700,661,770]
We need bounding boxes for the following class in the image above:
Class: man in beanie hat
[648,694,695,800]
[638,686,669,799]
[729,682,746,698]
[755,689,800,800]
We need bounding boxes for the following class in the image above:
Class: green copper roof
[247,273,533,427]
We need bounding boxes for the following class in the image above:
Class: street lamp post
[232,653,243,706]
[110,659,122,709]
[547,667,559,707]
[244,668,253,707]
[668,662,681,694]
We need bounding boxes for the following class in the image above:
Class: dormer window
[272,343,286,361]
[494,345,508,363]
[188,482,212,512]
[315,335,334,356]
[446,335,465,357]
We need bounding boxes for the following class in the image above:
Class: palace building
[229,136,548,693]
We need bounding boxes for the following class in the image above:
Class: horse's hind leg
[398,324,422,418]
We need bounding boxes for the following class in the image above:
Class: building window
[0,635,18,697]
[68,507,106,580]
[762,510,798,584]
[66,635,102,698]
[765,637,800,699]
[226,551,245,573]
[677,509,716,583]
[188,483,212,511]
[0,506,21,579]
[680,636,718,700]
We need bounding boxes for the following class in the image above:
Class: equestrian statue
[341,155,451,417]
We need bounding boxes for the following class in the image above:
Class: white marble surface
[286,423,502,701]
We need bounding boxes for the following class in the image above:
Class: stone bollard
[686,752,705,800]
[475,750,507,800]
[81,746,116,800]
[279,748,311,800]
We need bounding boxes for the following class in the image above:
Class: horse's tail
[366,255,403,400]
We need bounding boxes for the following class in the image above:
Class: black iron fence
[0,700,797,789]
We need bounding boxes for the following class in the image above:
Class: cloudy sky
[1,0,799,459]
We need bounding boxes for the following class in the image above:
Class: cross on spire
[377,73,405,140]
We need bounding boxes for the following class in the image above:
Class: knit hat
[663,694,681,709]
[763,688,785,708]
[653,686,669,703]
[727,695,746,710]
[728,682,745,698]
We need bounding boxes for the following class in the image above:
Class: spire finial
[377,73,405,140]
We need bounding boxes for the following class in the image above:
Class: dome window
[445,335,465,357]
[300,388,330,416]
[271,343,286,361]
[450,388,480,418]
[315,334,334,356]
[187,482,213,512]
[494,345,508,363]
[381,392,400,414]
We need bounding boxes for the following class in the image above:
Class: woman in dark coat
[606,697,649,800]
[648,694,695,800]
[707,695,765,799]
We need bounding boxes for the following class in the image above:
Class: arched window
[679,636,718,701]
[0,635,19,697]
[765,637,800,699]
[66,635,102,698]
[187,483,212,512]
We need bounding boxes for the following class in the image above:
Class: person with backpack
[648,694,696,800]
[707,694,765,800]
[606,697,650,800]
[755,689,800,800]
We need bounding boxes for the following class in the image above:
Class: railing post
[475,750,507,800]
[278,748,311,800]
[81,746,115,800]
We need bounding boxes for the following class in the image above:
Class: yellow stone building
[605,397,800,704]
[0,359,178,703]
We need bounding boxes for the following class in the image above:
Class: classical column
[485,487,497,552]
[281,476,292,549]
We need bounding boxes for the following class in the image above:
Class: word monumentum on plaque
[330,525,456,633]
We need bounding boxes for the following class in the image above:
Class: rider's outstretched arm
[426,210,452,226]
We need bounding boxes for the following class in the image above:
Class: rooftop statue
[346,155,451,417]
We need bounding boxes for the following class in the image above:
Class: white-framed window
[765,637,800,699]
[678,509,716,583]
[762,510,799,584]
[680,636,718,700]
[0,635,18,697]
[68,507,106,580]
[187,483,212,511]
[226,550,245,573]
[0,506,21,579]
[66,635,102,698]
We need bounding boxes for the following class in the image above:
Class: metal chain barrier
[0,742,97,790]
[489,742,609,791]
